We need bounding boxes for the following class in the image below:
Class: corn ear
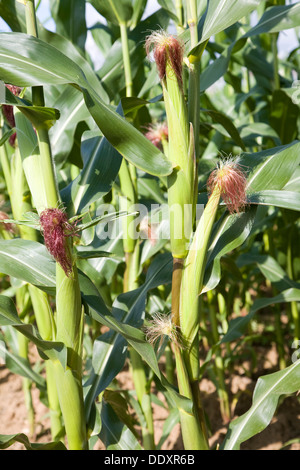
[53,361,87,450]
[180,188,221,368]
[55,260,84,374]
[163,67,195,258]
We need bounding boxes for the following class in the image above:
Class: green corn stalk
[2,121,63,438]
[16,286,35,438]
[178,187,222,448]
[10,0,88,450]
[119,19,155,450]
[207,290,231,423]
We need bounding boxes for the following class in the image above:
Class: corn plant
[0,0,300,451]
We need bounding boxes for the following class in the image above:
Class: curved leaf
[0,338,46,388]
[88,0,133,25]
[0,433,66,450]
[222,288,300,344]
[0,239,56,292]
[84,252,173,421]
[0,32,172,177]
[202,206,257,293]
[189,0,260,56]
[0,295,66,367]
[243,142,300,193]
[82,89,173,176]
[61,130,122,215]
[222,359,300,450]
[245,3,300,37]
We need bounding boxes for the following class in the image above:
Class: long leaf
[80,259,193,415]
[84,252,173,421]
[0,433,66,450]
[0,338,46,388]
[0,295,67,367]
[243,142,300,193]
[245,3,300,37]
[0,239,56,293]
[222,288,300,344]
[222,359,300,450]
[0,33,172,177]
[189,0,261,57]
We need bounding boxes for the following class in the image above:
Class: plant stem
[24,0,87,449]
[207,290,230,423]
[173,343,209,450]
[171,255,209,449]
[171,258,184,327]
[187,0,200,161]
[263,231,286,369]
[120,22,133,97]
[175,0,184,32]
[119,19,155,450]
[272,33,280,91]
[286,222,300,344]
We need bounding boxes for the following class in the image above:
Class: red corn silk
[145,122,168,149]
[39,208,78,276]
[207,159,248,214]
[145,31,184,87]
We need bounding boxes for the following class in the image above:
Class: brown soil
[1,342,300,451]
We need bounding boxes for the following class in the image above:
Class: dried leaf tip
[40,208,78,276]
[207,158,248,214]
[145,30,184,85]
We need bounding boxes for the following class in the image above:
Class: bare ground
[1,341,300,451]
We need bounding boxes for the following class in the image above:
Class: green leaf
[0,0,27,32]
[80,255,193,415]
[202,206,257,293]
[0,32,172,177]
[0,295,67,367]
[269,89,299,145]
[245,3,300,37]
[0,33,87,88]
[243,142,300,193]
[0,433,67,450]
[222,288,300,344]
[61,131,122,215]
[189,0,261,57]
[49,86,92,165]
[83,253,173,422]
[201,107,246,150]
[88,0,133,25]
[82,89,173,177]
[100,402,142,450]
[75,211,131,233]
[1,86,60,130]
[248,190,300,212]
[237,254,300,292]
[0,239,56,293]
[222,359,300,450]
[0,338,46,388]
[50,0,87,51]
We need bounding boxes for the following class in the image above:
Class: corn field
[0,0,300,452]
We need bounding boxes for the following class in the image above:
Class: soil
[1,340,300,451]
